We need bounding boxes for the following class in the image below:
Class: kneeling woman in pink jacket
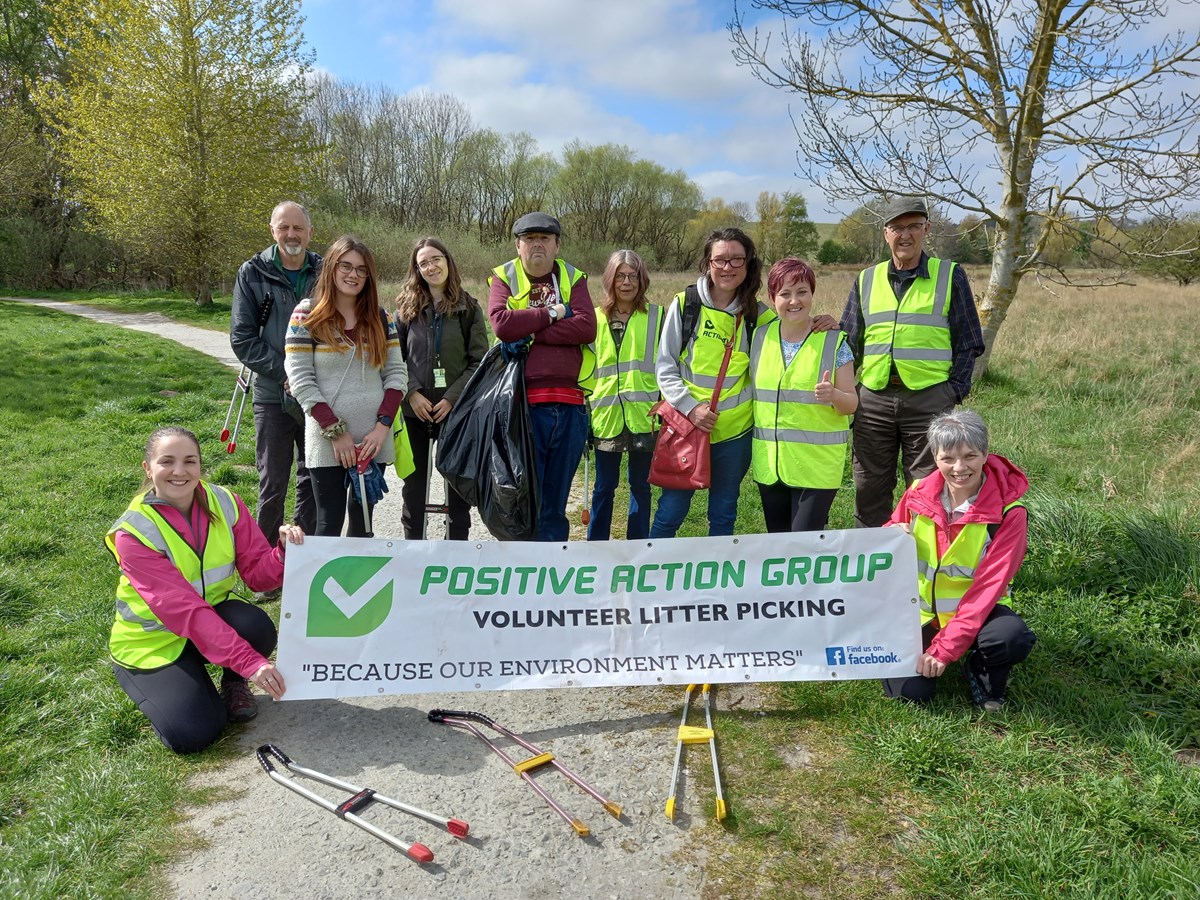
[883,409,1036,712]
[108,426,304,753]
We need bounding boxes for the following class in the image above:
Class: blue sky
[297,0,832,216]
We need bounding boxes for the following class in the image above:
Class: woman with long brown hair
[394,237,488,539]
[285,235,407,537]
[586,249,661,540]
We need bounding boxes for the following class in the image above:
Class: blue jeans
[587,448,652,541]
[530,403,589,542]
[650,430,752,538]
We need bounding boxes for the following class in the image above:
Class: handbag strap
[708,313,742,409]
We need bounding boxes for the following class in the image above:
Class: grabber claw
[665,684,727,821]
[255,744,468,863]
[429,709,621,837]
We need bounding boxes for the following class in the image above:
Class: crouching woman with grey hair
[883,409,1036,711]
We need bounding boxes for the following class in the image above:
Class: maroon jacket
[488,262,596,396]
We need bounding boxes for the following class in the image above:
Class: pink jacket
[887,453,1029,664]
[114,492,286,677]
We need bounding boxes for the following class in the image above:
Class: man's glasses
[710,257,747,270]
[885,222,926,236]
[336,261,370,278]
[417,255,445,272]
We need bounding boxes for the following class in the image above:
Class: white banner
[276,529,922,700]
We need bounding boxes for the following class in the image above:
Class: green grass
[5,278,1200,898]
[0,300,263,898]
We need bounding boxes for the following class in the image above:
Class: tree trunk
[972,220,1023,381]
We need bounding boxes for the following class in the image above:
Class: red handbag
[648,315,741,491]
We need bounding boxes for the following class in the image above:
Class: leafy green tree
[781,192,819,259]
[754,190,786,262]
[39,0,316,304]
[1134,216,1200,285]
[816,238,848,265]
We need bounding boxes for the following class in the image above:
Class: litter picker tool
[423,422,450,537]
[255,744,467,864]
[428,709,621,837]
[665,684,727,822]
[355,449,374,538]
[221,293,275,453]
[580,441,591,526]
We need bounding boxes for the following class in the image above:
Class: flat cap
[513,212,562,237]
[883,196,928,225]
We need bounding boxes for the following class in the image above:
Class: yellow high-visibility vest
[589,305,662,439]
[491,257,594,394]
[107,482,240,669]
[911,493,1023,627]
[859,257,954,390]
[749,322,850,489]
[672,290,752,444]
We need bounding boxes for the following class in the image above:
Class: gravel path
[6,297,735,899]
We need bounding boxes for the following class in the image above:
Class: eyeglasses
[336,261,370,278]
[615,273,640,283]
[885,222,927,236]
[417,255,445,272]
[710,257,747,270]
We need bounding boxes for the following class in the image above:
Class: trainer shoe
[221,679,258,723]
[255,587,282,604]
[963,651,1005,712]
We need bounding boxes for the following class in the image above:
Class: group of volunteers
[104,196,1035,754]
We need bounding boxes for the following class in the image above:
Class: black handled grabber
[255,744,468,863]
[428,709,621,837]
[221,293,275,453]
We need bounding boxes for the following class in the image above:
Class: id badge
[433,367,447,388]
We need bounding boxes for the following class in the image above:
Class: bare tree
[731,0,1200,375]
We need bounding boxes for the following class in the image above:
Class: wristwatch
[547,305,559,323]
[376,414,393,427]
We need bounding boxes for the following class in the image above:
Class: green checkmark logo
[307,556,394,637]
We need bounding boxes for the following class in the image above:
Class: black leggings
[882,605,1037,703]
[757,481,838,533]
[112,599,276,754]
[311,465,377,537]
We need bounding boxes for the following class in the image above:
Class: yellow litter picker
[665,683,727,821]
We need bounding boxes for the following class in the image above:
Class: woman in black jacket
[394,237,490,539]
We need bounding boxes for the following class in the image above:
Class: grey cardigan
[284,299,408,468]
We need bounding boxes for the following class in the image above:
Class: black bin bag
[436,344,539,541]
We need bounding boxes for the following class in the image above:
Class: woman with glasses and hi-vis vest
[882,409,1036,712]
[586,249,662,540]
[107,427,304,753]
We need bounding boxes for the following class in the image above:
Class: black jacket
[230,247,322,404]
[396,293,490,417]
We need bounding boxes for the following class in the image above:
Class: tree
[39,0,316,304]
[1133,215,1200,285]
[731,0,1200,376]
[781,192,819,259]
[754,190,786,262]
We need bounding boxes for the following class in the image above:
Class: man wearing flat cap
[839,196,984,528]
[489,212,597,541]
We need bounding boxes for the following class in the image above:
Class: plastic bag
[436,344,539,540]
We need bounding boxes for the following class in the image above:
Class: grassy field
[2,273,1199,898]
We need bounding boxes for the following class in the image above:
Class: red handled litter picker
[256,744,468,864]
[428,709,621,837]
[220,293,275,454]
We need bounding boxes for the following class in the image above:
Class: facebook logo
[825,647,846,666]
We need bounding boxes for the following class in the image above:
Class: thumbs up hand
[814,369,834,404]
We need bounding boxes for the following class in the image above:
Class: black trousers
[310,465,377,537]
[112,599,276,754]
[851,381,956,528]
[401,417,472,540]
[757,481,838,533]
[882,605,1037,703]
